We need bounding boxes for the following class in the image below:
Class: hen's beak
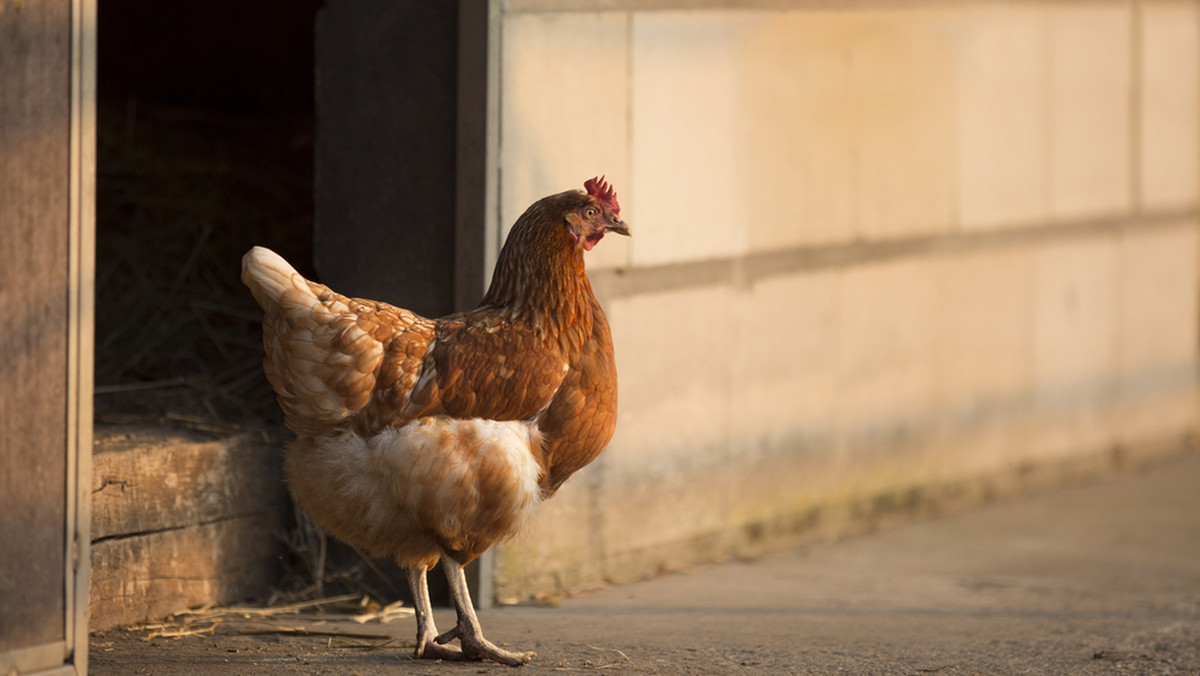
[608,218,631,237]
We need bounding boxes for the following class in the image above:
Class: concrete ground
[91,455,1200,675]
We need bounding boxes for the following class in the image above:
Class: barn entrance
[4,3,492,669]
[90,0,482,634]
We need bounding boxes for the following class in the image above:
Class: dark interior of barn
[92,1,444,607]
[95,0,319,430]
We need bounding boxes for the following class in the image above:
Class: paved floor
[91,456,1200,674]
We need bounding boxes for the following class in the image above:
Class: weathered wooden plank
[89,516,283,630]
[91,426,286,540]
[89,426,289,630]
[0,0,72,655]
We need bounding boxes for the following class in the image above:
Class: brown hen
[242,177,628,665]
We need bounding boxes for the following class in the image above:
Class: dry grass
[131,593,412,646]
[94,99,314,433]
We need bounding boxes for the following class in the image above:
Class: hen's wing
[537,297,618,493]
[242,247,434,435]
[397,312,572,425]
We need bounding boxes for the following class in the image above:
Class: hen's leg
[435,556,536,666]
[404,566,463,661]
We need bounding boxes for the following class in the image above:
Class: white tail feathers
[242,246,313,310]
[242,245,389,433]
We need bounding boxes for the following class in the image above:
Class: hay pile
[95,100,314,432]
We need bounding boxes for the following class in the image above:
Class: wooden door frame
[64,0,96,671]
[7,1,96,674]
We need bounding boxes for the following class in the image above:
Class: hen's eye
[585,208,597,219]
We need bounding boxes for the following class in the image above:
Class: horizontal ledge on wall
[503,0,961,13]
[590,208,1198,299]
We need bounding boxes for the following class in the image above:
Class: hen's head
[560,176,630,252]
[484,177,630,311]
[500,177,631,260]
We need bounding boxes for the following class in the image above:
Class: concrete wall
[489,0,1200,602]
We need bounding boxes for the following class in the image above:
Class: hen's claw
[461,634,535,666]
[414,636,464,662]
[434,626,460,645]
[428,623,533,665]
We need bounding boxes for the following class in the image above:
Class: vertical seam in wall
[625,8,635,259]
[1130,0,1144,215]
[1124,0,1143,385]
[1043,3,1056,219]
[1195,0,1200,363]
[602,7,637,576]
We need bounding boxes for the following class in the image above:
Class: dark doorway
[93,0,470,610]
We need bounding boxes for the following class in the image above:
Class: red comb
[584,176,620,215]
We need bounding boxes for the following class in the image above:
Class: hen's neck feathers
[479,193,595,353]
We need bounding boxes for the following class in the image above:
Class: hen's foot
[435,626,534,666]
[462,636,536,666]
[438,557,536,666]
[414,634,465,662]
[414,642,465,662]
